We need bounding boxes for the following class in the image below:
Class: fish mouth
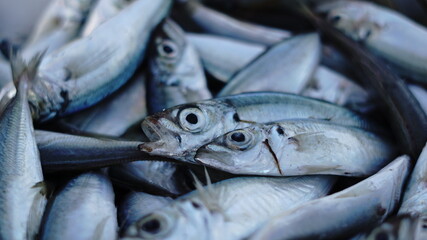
[195,144,235,170]
[141,117,162,142]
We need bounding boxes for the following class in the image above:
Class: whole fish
[30,0,172,121]
[118,191,173,231]
[249,155,410,240]
[147,19,211,114]
[217,33,321,96]
[0,56,47,240]
[123,174,335,240]
[399,143,427,216]
[139,92,375,162]
[187,33,265,82]
[182,0,291,45]
[319,0,427,83]
[39,171,118,240]
[22,0,96,60]
[196,119,395,176]
[81,0,136,36]
[361,215,427,240]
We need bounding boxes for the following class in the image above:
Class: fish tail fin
[9,51,44,90]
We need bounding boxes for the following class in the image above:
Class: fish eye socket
[138,213,172,238]
[226,130,253,150]
[329,15,341,24]
[158,40,178,58]
[178,107,207,133]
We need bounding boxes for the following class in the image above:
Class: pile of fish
[1,0,427,239]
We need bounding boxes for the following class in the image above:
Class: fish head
[123,198,222,240]
[195,126,281,175]
[139,100,240,161]
[318,2,381,42]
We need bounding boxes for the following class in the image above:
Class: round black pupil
[231,132,245,142]
[163,44,174,54]
[330,15,341,24]
[186,113,198,124]
[141,219,161,234]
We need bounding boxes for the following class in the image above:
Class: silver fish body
[119,191,172,231]
[196,119,395,176]
[321,0,427,83]
[408,84,427,115]
[217,33,321,96]
[39,172,118,240]
[22,0,96,60]
[249,155,410,240]
[399,143,427,216]
[30,0,172,121]
[184,1,291,46]
[0,58,47,240]
[81,0,136,36]
[147,19,211,114]
[139,92,374,162]
[123,175,335,240]
[186,33,265,82]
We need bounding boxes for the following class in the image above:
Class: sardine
[39,171,118,240]
[399,143,427,216]
[30,0,172,121]
[118,191,172,231]
[22,0,96,60]
[123,174,335,240]
[0,56,47,239]
[187,33,265,82]
[182,1,291,45]
[218,33,320,97]
[196,119,395,176]
[139,92,376,162]
[81,0,136,36]
[147,19,211,114]
[249,155,410,240]
[319,0,427,83]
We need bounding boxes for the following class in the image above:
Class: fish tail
[9,51,45,92]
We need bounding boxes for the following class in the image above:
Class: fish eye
[178,107,207,133]
[226,130,254,150]
[329,15,342,24]
[158,40,178,58]
[137,213,172,238]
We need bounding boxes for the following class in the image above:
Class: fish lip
[141,117,162,142]
[194,145,235,170]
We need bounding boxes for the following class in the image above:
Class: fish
[217,33,321,96]
[248,155,410,240]
[319,0,427,83]
[146,19,211,114]
[122,174,336,240]
[29,0,172,121]
[118,191,173,231]
[139,92,376,162]
[0,55,47,240]
[196,118,395,176]
[0,55,14,115]
[398,143,427,216]
[81,0,136,36]
[22,0,96,60]
[181,0,291,46]
[361,215,427,240]
[39,171,118,240]
[187,33,265,82]
[408,84,427,115]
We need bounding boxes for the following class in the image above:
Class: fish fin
[91,216,111,240]
[32,181,54,198]
[26,183,47,240]
[190,170,225,216]
[9,51,45,88]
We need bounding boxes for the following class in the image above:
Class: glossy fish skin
[139,92,374,162]
[196,119,395,177]
[81,0,136,36]
[399,143,427,216]
[249,155,410,240]
[147,19,211,114]
[320,1,427,82]
[362,215,427,240]
[39,172,118,240]
[409,84,427,115]
[0,57,47,239]
[118,191,172,231]
[123,175,336,240]
[22,0,96,60]
[217,33,321,97]
[30,0,172,121]
[187,33,265,82]
[183,1,291,46]
[62,70,147,137]
[0,56,14,115]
